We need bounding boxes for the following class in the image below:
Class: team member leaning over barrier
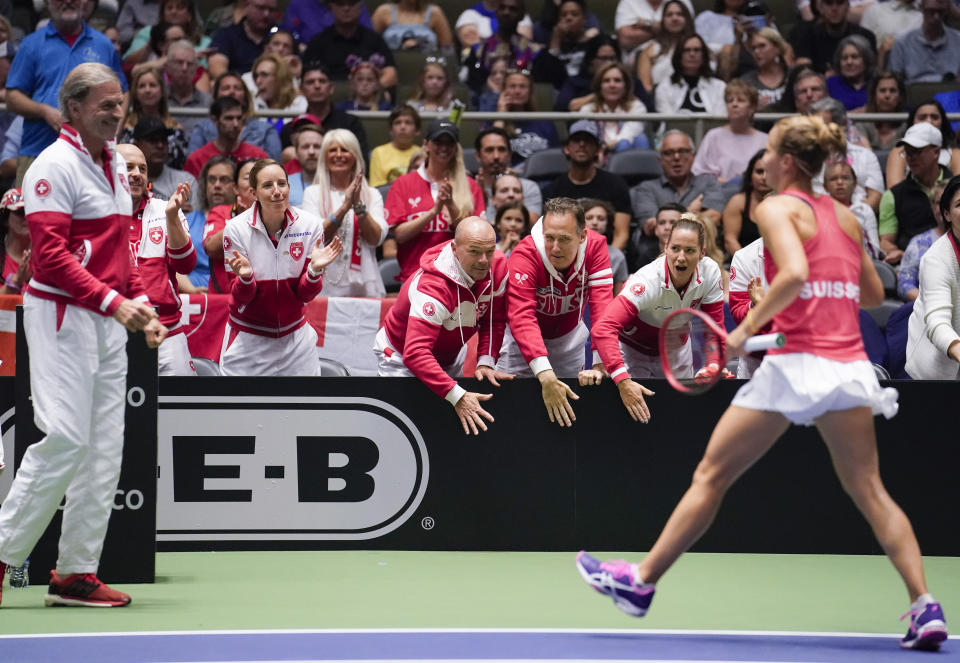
[375,217,512,435]
[591,215,725,423]
[220,159,342,377]
[497,197,613,428]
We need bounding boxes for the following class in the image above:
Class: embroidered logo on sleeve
[514,273,530,284]
[34,179,52,198]
[290,241,304,260]
[223,236,232,252]
[729,266,736,281]
[631,283,645,297]
[422,301,436,317]
[408,196,422,207]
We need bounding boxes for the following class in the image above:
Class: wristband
[329,213,341,227]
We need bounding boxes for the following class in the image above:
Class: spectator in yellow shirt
[369,105,423,188]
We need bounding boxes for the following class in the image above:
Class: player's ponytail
[774,115,846,179]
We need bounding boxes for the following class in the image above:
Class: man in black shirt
[542,120,632,251]
[303,0,397,88]
[789,0,877,74]
[279,63,368,155]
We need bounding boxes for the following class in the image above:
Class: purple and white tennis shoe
[900,599,948,651]
[575,551,655,617]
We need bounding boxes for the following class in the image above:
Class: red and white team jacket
[593,254,725,384]
[380,240,508,402]
[728,237,774,329]
[384,165,486,283]
[129,194,196,334]
[222,203,325,337]
[506,221,613,374]
[23,125,149,315]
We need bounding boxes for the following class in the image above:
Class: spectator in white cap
[0,187,29,295]
[878,122,950,264]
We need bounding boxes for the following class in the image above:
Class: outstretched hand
[475,365,515,387]
[617,378,654,423]
[539,370,579,427]
[228,251,253,279]
[454,391,495,435]
[310,235,343,272]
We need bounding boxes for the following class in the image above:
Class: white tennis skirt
[731,352,899,426]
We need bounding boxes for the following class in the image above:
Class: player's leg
[637,406,790,583]
[50,317,131,607]
[577,406,789,617]
[816,406,946,650]
[0,299,98,569]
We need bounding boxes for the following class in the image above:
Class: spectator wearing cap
[208,0,277,78]
[473,127,542,223]
[280,0,375,45]
[187,72,283,161]
[879,122,952,263]
[288,123,323,206]
[278,63,367,155]
[163,39,210,138]
[542,120,632,251]
[888,0,960,85]
[384,119,486,282]
[132,116,200,210]
[5,0,127,182]
[0,187,30,295]
[302,0,397,89]
[630,130,724,235]
[183,97,270,179]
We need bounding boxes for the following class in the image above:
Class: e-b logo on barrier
[155,396,429,542]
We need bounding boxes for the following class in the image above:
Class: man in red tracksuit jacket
[497,197,614,427]
[375,217,512,434]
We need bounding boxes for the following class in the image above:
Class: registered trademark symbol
[421,516,435,530]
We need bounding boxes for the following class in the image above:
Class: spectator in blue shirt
[888,0,960,84]
[280,0,374,45]
[5,0,126,183]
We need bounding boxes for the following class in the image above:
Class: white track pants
[0,295,127,573]
[495,323,589,378]
[219,322,320,376]
[158,331,196,376]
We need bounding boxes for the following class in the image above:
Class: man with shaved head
[117,143,197,376]
[375,217,513,434]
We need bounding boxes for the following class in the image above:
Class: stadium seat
[906,82,958,109]
[606,148,663,187]
[874,149,891,179]
[318,357,351,376]
[873,259,897,296]
[191,357,220,376]
[462,147,480,174]
[864,299,902,330]
[521,147,568,184]
[379,257,401,293]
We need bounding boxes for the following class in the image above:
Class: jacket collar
[530,218,587,283]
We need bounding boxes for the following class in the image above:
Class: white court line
[0,627,918,639]
[168,659,821,663]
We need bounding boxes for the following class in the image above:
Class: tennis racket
[658,308,786,394]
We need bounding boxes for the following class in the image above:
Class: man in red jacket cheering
[375,216,512,435]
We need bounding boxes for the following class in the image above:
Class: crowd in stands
[2,0,960,387]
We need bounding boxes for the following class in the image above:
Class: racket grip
[743,332,786,352]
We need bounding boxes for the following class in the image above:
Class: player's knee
[691,458,736,494]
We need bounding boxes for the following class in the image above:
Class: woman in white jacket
[303,129,389,298]
[653,33,726,118]
[905,174,960,380]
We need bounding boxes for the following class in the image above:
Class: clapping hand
[747,276,765,306]
[228,251,253,279]
[310,235,343,272]
[166,182,191,215]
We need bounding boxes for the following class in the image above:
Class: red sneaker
[44,571,131,607]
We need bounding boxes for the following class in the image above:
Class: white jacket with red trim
[593,254,725,384]
[505,222,613,375]
[381,240,508,402]
[223,203,325,338]
[728,237,767,326]
[23,125,149,315]
[130,194,196,333]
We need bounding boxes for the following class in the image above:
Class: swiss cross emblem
[631,283,645,297]
[149,227,164,244]
[289,241,304,260]
[223,236,232,251]
[729,266,736,281]
[35,179,51,198]
[422,301,435,317]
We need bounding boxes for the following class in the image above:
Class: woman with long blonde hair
[579,115,947,653]
[302,130,388,297]
[384,119,486,282]
[251,53,307,133]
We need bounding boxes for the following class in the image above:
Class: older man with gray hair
[0,63,166,609]
[162,40,211,138]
